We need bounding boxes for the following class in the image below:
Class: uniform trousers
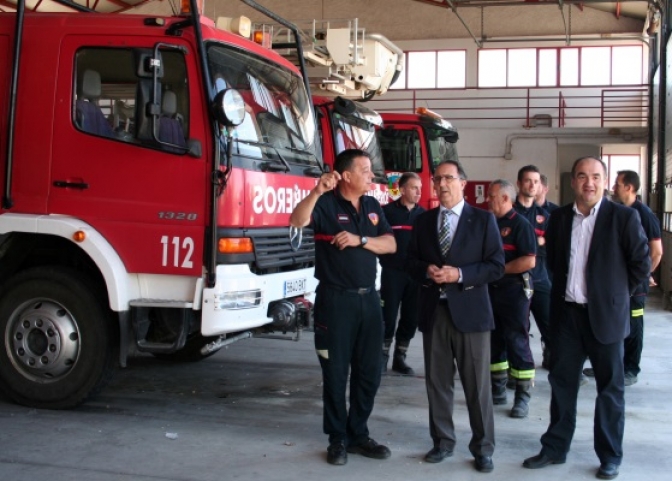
[624,295,646,376]
[541,302,625,465]
[530,278,551,345]
[313,284,383,445]
[489,280,535,374]
[422,302,495,457]
[380,267,420,343]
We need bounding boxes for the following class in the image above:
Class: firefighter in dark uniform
[290,149,396,466]
[514,165,552,370]
[380,172,425,375]
[488,180,537,418]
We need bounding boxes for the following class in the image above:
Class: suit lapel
[588,199,612,265]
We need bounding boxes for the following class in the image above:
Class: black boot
[391,342,415,376]
[381,339,392,374]
[510,380,531,418]
[491,370,508,405]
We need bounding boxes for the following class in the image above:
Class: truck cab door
[50,37,207,277]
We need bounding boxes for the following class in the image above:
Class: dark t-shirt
[379,199,425,270]
[310,188,393,288]
[514,199,550,283]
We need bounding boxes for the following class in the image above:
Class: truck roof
[0,0,152,14]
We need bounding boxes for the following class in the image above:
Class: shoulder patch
[536,215,545,224]
[500,227,511,237]
[368,213,379,226]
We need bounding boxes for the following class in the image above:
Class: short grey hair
[489,179,516,201]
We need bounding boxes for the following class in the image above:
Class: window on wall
[391,50,466,89]
[603,154,641,188]
[477,45,644,88]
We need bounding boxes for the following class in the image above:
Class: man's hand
[427,264,460,284]
[315,171,342,196]
[331,231,361,250]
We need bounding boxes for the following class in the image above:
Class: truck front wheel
[0,267,117,409]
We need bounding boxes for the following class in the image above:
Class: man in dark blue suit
[523,157,650,480]
[406,160,504,473]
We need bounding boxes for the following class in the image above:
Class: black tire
[152,333,222,363]
[0,267,117,409]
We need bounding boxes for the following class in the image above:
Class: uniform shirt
[379,199,425,270]
[540,200,559,213]
[495,209,537,281]
[310,188,393,289]
[630,199,662,295]
[514,199,550,283]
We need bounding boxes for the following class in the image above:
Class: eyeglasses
[433,175,462,184]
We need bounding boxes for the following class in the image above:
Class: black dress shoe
[424,446,454,463]
[327,441,347,465]
[474,455,494,473]
[597,462,619,480]
[347,437,391,459]
[523,452,566,469]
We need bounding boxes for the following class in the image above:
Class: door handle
[53,180,89,190]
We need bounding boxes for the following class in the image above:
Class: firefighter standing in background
[290,149,396,466]
[514,165,552,370]
[487,180,537,418]
[380,172,426,375]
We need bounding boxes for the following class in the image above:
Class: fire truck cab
[0,0,323,408]
[378,108,463,210]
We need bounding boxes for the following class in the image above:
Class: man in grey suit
[406,160,504,473]
[523,157,650,480]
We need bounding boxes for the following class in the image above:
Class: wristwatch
[360,236,368,247]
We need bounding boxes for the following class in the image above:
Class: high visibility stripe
[391,225,413,230]
[509,368,535,380]
[490,361,509,371]
[631,308,644,317]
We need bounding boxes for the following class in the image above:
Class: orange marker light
[73,231,86,242]
[218,237,253,254]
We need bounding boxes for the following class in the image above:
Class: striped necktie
[439,209,453,257]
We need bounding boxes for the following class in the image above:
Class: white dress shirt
[565,198,603,303]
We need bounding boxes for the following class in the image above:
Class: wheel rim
[5,299,80,382]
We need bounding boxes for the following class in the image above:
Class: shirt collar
[440,199,465,216]
[572,197,604,217]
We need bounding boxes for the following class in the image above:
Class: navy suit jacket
[546,199,650,344]
[406,203,504,334]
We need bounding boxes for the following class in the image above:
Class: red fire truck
[0,0,324,408]
[263,18,402,204]
[378,109,482,210]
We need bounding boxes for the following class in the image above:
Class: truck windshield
[331,106,387,183]
[426,128,459,172]
[207,44,320,169]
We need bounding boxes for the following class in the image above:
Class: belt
[322,284,375,295]
[565,301,588,309]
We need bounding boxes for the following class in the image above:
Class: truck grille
[249,228,315,272]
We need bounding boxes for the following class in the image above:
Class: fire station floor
[1,290,671,481]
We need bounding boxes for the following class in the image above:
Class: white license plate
[284,278,306,297]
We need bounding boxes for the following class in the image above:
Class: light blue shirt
[438,199,465,284]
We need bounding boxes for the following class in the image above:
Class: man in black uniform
[380,172,425,375]
[584,170,663,386]
[536,174,559,214]
[290,149,396,466]
[487,180,537,418]
[514,165,552,370]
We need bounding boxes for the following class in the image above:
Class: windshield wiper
[233,138,290,172]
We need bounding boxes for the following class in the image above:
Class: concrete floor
[0,291,671,481]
